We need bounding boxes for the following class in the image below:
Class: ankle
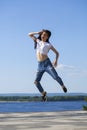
[42,91,47,96]
[61,85,65,89]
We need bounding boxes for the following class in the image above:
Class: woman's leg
[46,66,64,86]
[34,70,47,101]
[34,71,45,93]
[45,60,67,92]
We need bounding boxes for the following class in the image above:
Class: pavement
[0,111,87,130]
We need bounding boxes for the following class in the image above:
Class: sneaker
[42,92,47,102]
[62,86,67,93]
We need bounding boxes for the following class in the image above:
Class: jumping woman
[28,29,67,101]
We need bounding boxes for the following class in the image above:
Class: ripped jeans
[35,58,64,93]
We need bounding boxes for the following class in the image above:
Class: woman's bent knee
[34,81,37,84]
[34,81,40,85]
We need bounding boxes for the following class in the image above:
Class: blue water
[0,101,86,113]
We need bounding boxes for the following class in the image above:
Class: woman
[28,29,67,101]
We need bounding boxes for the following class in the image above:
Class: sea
[0,93,87,113]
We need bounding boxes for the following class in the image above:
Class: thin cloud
[57,64,75,70]
[56,64,87,77]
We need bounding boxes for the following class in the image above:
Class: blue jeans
[35,58,64,93]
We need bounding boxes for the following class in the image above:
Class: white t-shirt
[36,39,52,55]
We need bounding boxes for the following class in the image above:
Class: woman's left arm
[50,46,59,67]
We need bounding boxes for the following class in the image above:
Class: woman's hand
[38,29,45,35]
[52,60,58,67]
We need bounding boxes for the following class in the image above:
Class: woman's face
[41,32,48,42]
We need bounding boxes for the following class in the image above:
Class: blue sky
[0,0,87,94]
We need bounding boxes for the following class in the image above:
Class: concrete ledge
[0,111,87,130]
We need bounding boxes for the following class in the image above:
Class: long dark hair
[34,29,51,49]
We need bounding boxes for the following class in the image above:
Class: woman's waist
[36,53,48,62]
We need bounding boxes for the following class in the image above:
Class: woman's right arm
[28,31,42,41]
[28,32,38,41]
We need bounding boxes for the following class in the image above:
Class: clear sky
[0,0,87,94]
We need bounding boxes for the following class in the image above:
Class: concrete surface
[0,111,87,130]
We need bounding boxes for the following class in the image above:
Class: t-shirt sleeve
[49,43,52,48]
[36,39,40,43]
[36,39,42,46]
